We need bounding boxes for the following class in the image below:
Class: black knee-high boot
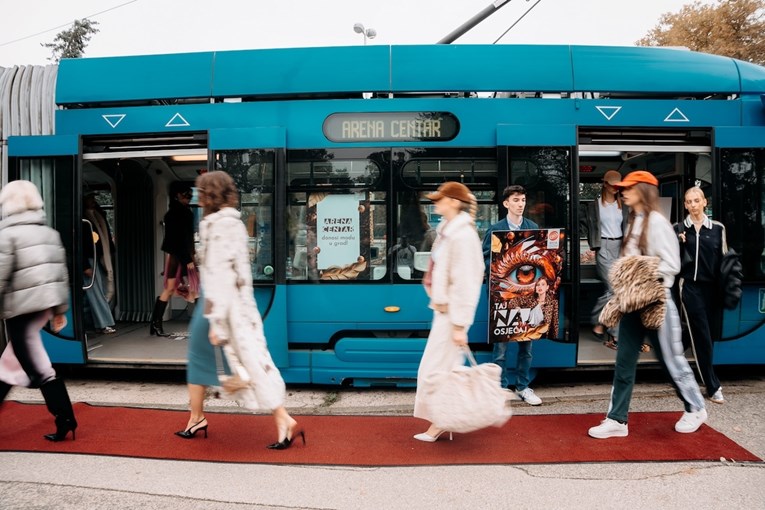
[150,297,170,337]
[40,378,77,441]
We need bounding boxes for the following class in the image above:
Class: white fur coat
[199,207,285,411]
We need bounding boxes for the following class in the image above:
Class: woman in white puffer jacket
[413,181,485,442]
[0,180,76,442]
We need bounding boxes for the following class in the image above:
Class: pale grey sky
[0,0,703,67]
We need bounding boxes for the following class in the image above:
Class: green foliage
[42,18,100,62]
[637,0,765,65]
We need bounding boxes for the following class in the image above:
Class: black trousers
[679,280,721,397]
[2,310,57,388]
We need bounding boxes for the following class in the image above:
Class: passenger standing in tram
[675,187,728,404]
[0,180,78,441]
[413,181,484,441]
[588,171,707,439]
[175,171,304,450]
[151,182,195,337]
[583,170,628,350]
[482,185,542,406]
[83,192,117,334]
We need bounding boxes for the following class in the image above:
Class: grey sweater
[0,209,70,319]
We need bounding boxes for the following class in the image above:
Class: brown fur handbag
[599,255,666,330]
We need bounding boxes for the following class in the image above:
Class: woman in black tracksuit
[676,187,727,404]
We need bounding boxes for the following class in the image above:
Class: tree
[637,0,765,65]
[42,18,100,62]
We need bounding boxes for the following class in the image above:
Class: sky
[0,0,705,67]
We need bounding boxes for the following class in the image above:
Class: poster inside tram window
[489,229,564,343]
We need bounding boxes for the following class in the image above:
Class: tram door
[497,124,577,369]
[208,128,288,367]
[6,135,87,364]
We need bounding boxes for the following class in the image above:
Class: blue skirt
[186,297,221,386]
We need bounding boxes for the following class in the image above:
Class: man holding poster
[482,185,564,406]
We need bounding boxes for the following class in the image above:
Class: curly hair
[195,171,238,215]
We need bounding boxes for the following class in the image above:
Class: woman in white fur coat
[174,171,303,450]
[413,181,485,442]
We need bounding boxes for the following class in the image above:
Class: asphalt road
[1,366,763,509]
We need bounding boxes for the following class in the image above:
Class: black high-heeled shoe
[44,417,77,442]
[266,428,306,450]
[174,418,208,439]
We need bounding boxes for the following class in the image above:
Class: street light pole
[353,23,377,45]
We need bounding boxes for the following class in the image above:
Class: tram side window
[214,150,275,282]
[396,158,498,280]
[287,158,386,281]
[720,148,765,281]
[509,147,571,279]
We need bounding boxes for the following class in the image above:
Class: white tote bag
[423,348,512,434]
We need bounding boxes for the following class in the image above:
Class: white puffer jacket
[0,210,69,319]
[428,211,485,329]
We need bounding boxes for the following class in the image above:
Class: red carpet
[0,402,759,465]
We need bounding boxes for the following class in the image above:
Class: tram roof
[56,44,765,105]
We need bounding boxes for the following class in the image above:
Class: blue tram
[3,44,765,384]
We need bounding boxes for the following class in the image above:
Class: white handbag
[423,348,512,434]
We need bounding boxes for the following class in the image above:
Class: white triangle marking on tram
[596,106,622,120]
[664,108,689,122]
[102,114,126,128]
[165,113,190,127]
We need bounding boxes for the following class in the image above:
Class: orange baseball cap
[603,170,622,185]
[426,181,473,203]
[612,170,658,188]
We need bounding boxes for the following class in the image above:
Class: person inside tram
[151,182,196,337]
[82,192,117,335]
[482,184,542,406]
[582,170,628,350]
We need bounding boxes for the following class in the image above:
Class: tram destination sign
[323,112,459,142]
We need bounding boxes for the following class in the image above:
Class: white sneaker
[675,409,708,433]
[516,388,542,406]
[588,418,628,439]
[709,388,725,404]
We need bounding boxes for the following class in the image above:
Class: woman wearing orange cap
[413,181,485,442]
[584,170,628,350]
[588,170,707,439]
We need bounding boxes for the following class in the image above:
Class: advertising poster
[489,229,564,343]
[316,194,361,269]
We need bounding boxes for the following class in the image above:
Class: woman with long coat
[413,181,485,442]
[175,171,302,449]
[0,180,77,441]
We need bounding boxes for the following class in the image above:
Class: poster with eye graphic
[489,229,564,343]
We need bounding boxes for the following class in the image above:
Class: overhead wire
[0,0,139,48]
[493,0,543,44]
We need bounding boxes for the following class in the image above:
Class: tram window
[288,159,380,187]
[720,148,765,281]
[401,159,497,187]
[394,189,497,281]
[215,150,275,282]
[509,147,571,279]
[287,191,387,281]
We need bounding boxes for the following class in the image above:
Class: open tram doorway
[575,128,713,366]
[79,134,208,367]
